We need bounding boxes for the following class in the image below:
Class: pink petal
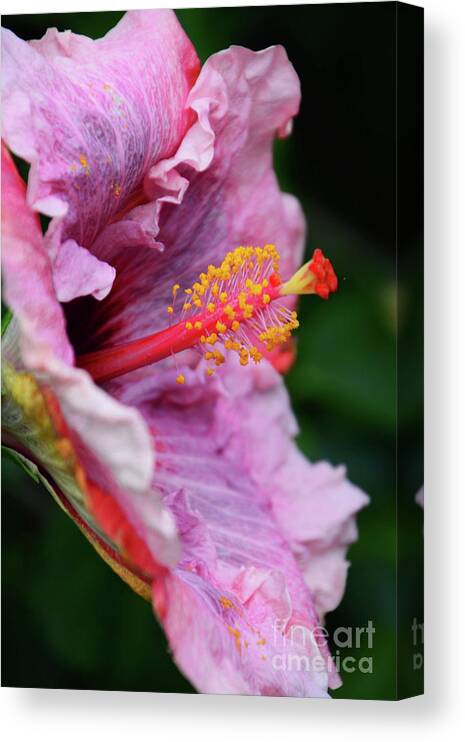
[67,44,305,354]
[272,456,369,615]
[1,144,72,368]
[113,356,368,695]
[54,239,116,301]
[1,10,199,301]
[1,145,180,569]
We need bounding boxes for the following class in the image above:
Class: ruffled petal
[270,452,369,616]
[1,144,72,367]
[53,238,116,302]
[113,356,367,695]
[66,44,305,356]
[1,146,180,570]
[156,568,329,697]
[1,9,200,301]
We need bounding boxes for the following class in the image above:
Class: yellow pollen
[166,244,307,386]
[176,374,185,385]
[220,596,234,610]
[227,626,242,652]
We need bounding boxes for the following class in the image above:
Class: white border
[1,0,465,740]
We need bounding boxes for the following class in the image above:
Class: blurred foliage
[2,4,423,700]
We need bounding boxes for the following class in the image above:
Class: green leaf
[1,304,13,336]
[1,446,41,483]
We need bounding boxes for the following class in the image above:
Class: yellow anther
[166,245,301,386]
[176,374,185,385]
[224,304,236,320]
[250,347,263,364]
[238,291,247,308]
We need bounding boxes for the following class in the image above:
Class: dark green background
[1,3,423,699]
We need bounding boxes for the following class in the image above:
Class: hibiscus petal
[54,239,116,302]
[1,145,180,569]
[115,356,367,695]
[66,44,305,355]
[1,144,72,368]
[1,9,200,301]
[270,452,369,616]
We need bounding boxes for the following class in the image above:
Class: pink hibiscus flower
[1,10,368,696]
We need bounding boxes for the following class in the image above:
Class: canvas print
[1,3,424,699]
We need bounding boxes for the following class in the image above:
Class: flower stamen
[77,246,337,383]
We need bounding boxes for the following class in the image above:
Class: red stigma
[269,272,281,288]
[308,248,338,299]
